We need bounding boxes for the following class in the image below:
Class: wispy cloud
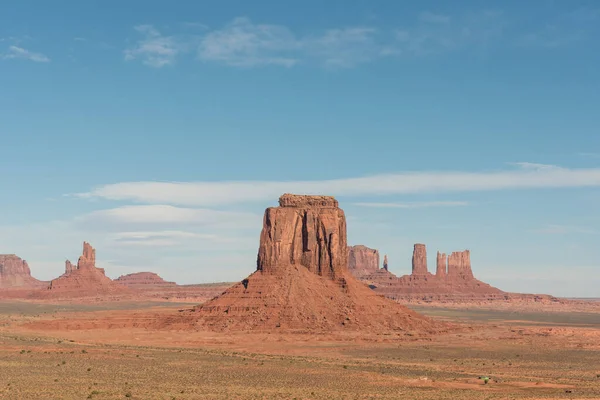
[74,163,600,207]
[578,152,600,158]
[124,25,185,67]
[2,46,50,62]
[111,230,236,247]
[506,162,559,170]
[531,224,597,235]
[77,204,260,228]
[353,201,469,208]
[198,17,299,67]
[516,25,583,48]
[395,10,505,56]
[419,12,452,24]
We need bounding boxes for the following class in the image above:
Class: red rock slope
[46,242,128,297]
[193,194,442,333]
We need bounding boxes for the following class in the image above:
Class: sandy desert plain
[1,194,599,400]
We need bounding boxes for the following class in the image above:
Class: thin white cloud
[506,162,559,170]
[3,46,50,62]
[578,152,600,158]
[198,17,299,67]
[304,27,387,68]
[124,25,183,67]
[74,163,600,207]
[531,224,597,235]
[517,25,583,48]
[353,201,469,208]
[111,230,237,247]
[78,204,260,228]
[198,17,391,68]
[419,12,452,24]
[395,10,505,56]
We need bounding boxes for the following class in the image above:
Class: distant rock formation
[0,255,45,288]
[47,242,128,296]
[355,244,506,302]
[411,244,429,275]
[447,250,474,280]
[115,272,176,288]
[347,245,380,278]
[193,194,441,333]
[383,255,388,271]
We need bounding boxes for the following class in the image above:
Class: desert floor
[0,299,599,400]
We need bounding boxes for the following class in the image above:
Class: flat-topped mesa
[411,243,428,275]
[278,193,339,208]
[383,255,388,271]
[436,252,447,279]
[0,254,43,288]
[447,250,474,280]
[115,272,176,288]
[77,241,96,270]
[348,245,380,278]
[257,194,347,279]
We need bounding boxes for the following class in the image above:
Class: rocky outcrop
[77,242,97,271]
[361,244,504,302]
[383,255,388,271]
[193,194,441,333]
[115,272,176,288]
[257,193,347,279]
[47,242,127,296]
[0,255,44,288]
[436,252,447,279]
[64,260,75,275]
[411,244,429,275]
[447,250,474,280]
[347,245,380,278]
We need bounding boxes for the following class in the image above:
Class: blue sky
[1,1,599,297]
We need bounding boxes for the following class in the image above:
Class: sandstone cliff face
[411,244,428,275]
[257,193,347,279]
[436,252,447,279]
[0,255,43,288]
[115,272,176,288]
[447,250,474,280]
[347,245,380,278]
[194,194,440,333]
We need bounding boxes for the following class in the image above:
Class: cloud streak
[74,164,600,207]
[111,230,237,247]
[353,201,469,208]
[532,224,597,235]
[3,46,50,62]
[198,17,389,68]
[124,25,185,67]
[77,205,260,228]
